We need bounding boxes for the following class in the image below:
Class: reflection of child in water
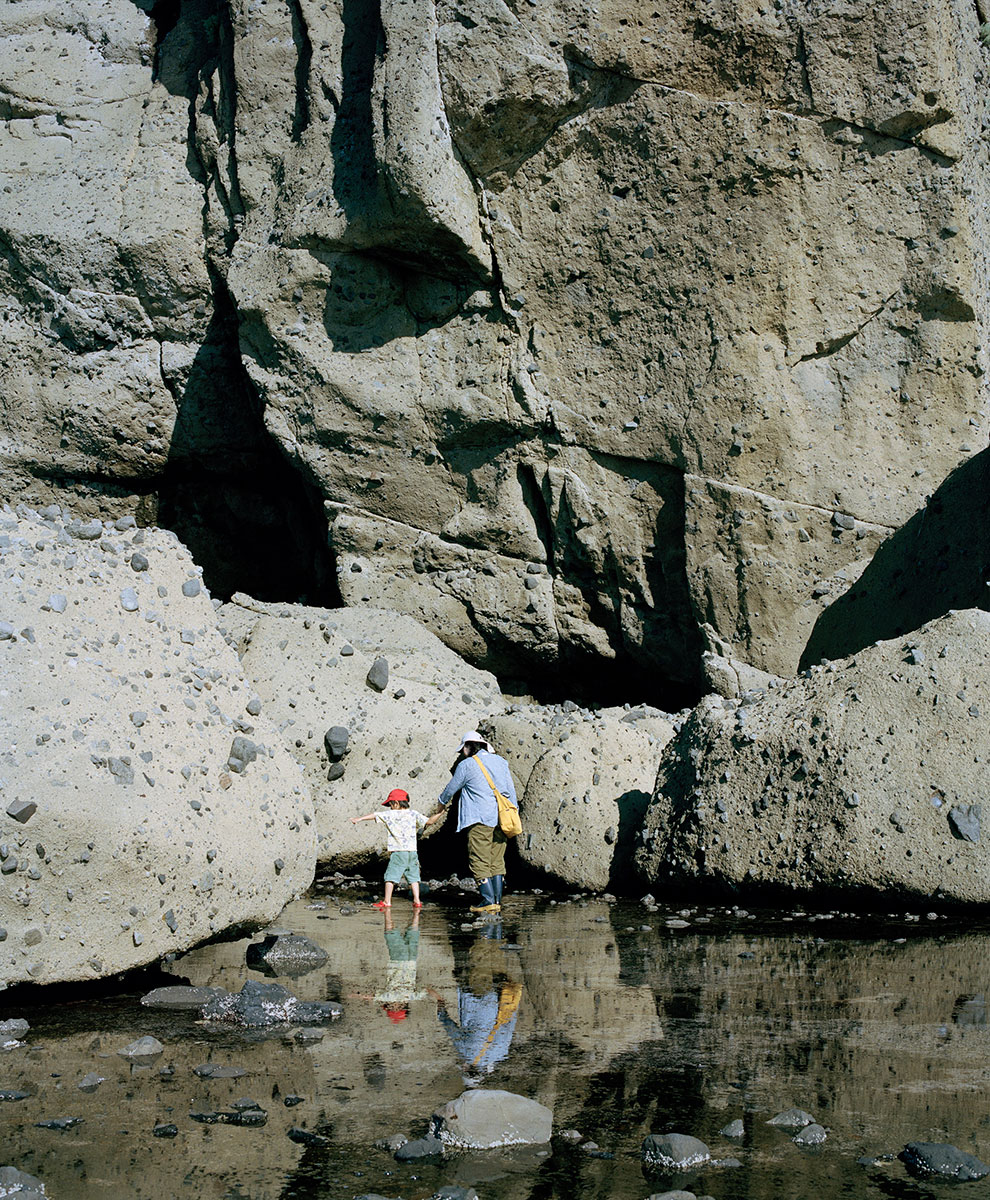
[432,924,522,1084]
[352,909,428,1023]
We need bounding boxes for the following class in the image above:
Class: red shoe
[372,901,391,910]
[412,902,424,908]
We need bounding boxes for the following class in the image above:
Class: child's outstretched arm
[350,813,377,823]
[423,810,445,826]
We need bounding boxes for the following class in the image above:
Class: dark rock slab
[201,980,341,1027]
[140,985,224,1011]
[288,1127,330,1147]
[246,932,328,977]
[34,1117,83,1131]
[193,1064,247,1080]
[899,1142,990,1181]
[394,1135,445,1161]
[642,1133,711,1171]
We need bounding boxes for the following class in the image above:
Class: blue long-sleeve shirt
[438,751,518,832]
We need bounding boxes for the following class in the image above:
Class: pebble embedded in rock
[948,805,981,843]
[119,588,139,612]
[324,726,349,759]
[366,657,389,691]
[6,800,37,824]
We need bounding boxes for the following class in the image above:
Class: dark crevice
[287,0,313,142]
[794,292,897,363]
[517,462,556,574]
[795,25,814,111]
[146,0,181,81]
[331,0,384,222]
[156,268,339,605]
[214,0,245,222]
[821,117,955,167]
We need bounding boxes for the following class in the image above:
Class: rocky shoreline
[3,502,990,988]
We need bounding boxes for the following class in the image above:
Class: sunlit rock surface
[490,704,675,890]
[637,609,990,903]
[0,507,315,987]
[2,0,988,693]
[215,596,503,865]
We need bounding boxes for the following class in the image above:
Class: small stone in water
[766,1107,815,1129]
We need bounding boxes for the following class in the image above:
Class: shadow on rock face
[157,277,338,604]
[801,446,990,669]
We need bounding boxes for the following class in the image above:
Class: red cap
[383,788,409,806]
[383,1006,408,1023]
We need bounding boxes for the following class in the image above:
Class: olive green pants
[466,822,507,880]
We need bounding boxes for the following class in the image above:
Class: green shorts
[384,850,420,883]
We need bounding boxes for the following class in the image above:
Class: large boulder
[489,704,675,890]
[216,597,503,865]
[0,507,315,986]
[432,1089,552,1149]
[636,609,990,903]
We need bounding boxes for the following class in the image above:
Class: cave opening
[155,282,339,608]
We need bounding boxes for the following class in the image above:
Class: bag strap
[472,754,500,795]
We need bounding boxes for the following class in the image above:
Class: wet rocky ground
[3,880,990,1199]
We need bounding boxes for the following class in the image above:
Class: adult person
[437,730,519,913]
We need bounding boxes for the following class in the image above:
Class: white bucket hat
[459,729,494,753]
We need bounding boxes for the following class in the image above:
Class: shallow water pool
[2,884,989,1200]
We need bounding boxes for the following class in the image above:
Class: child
[352,788,442,909]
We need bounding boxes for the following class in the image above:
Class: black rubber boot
[470,878,497,912]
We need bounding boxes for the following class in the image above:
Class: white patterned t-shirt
[374,809,428,852]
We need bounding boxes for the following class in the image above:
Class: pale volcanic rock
[0,507,315,987]
[2,0,990,702]
[636,609,990,903]
[215,596,503,866]
[490,703,675,890]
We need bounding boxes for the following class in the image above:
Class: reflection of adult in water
[432,923,523,1084]
[351,909,427,1023]
[437,730,519,914]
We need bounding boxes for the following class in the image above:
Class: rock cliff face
[3,0,988,700]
